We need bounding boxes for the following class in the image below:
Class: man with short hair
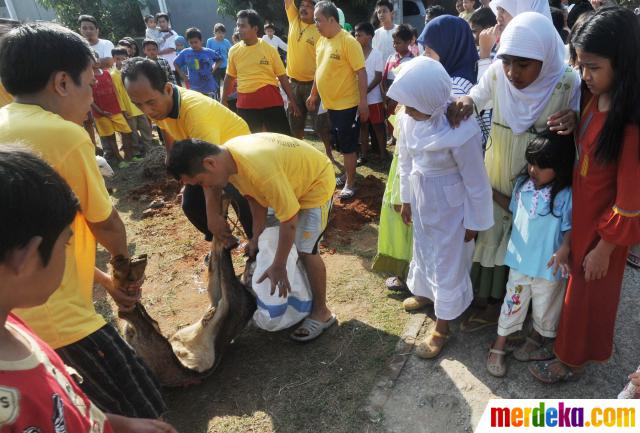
[78,14,114,69]
[174,27,222,98]
[121,57,253,244]
[221,9,300,135]
[0,22,166,418]
[155,12,178,71]
[308,1,369,200]
[166,134,337,342]
[284,0,333,162]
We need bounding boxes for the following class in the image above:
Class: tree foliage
[216,0,381,34]
[36,0,146,42]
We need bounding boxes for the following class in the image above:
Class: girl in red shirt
[529,7,640,383]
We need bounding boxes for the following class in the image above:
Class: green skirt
[470,262,509,301]
[371,150,413,279]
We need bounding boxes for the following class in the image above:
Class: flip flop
[290,315,337,342]
[338,187,355,200]
[529,359,582,384]
[459,313,498,333]
[385,276,408,292]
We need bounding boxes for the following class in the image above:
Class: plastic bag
[251,226,312,331]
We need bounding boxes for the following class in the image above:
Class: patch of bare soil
[324,175,384,248]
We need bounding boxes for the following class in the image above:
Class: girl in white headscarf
[449,12,581,332]
[477,0,552,78]
[389,57,493,359]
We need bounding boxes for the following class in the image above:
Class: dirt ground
[96,137,640,433]
[96,140,411,433]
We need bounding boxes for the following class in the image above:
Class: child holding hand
[486,131,575,377]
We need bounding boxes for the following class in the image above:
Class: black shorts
[328,106,359,154]
[55,324,166,418]
[236,106,291,135]
[182,184,253,242]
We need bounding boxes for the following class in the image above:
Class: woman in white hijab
[449,12,581,332]
[390,57,493,359]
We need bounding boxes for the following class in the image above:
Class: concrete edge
[363,312,428,422]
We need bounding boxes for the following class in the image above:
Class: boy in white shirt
[262,23,288,52]
[372,0,398,64]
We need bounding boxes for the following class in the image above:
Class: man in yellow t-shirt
[111,47,153,156]
[221,9,301,135]
[0,23,166,418]
[166,133,337,342]
[284,0,332,160]
[307,1,369,200]
[122,57,253,243]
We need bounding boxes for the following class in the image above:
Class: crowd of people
[0,0,639,431]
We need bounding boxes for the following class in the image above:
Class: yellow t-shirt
[0,81,13,108]
[225,133,335,222]
[286,2,321,82]
[227,39,286,94]
[315,30,365,110]
[157,86,250,144]
[0,103,113,349]
[110,68,144,117]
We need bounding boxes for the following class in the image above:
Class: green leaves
[36,0,146,43]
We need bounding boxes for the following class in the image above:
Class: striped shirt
[452,76,491,150]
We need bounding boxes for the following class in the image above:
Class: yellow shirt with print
[315,30,365,110]
[227,39,286,94]
[0,103,113,349]
[111,68,144,117]
[156,86,250,144]
[286,2,321,82]
[225,133,335,222]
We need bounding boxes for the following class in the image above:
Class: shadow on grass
[163,319,400,433]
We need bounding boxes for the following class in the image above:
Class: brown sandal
[529,359,583,384]
[514,337,555,362]
[403,296,432,311]
[415,330,449,359]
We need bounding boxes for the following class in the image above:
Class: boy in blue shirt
[206,23,232,85]
[174,27,222,98]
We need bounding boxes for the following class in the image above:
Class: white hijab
[494,12,567,135]
[490,0,552,21]
[387,57,479,152]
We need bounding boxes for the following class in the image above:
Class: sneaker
[336,175,346,188]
